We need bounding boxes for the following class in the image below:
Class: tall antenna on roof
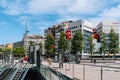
[25,20,29,37]
[24,19,29,55]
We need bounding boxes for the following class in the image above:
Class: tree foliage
[45,34,55,56]
[101,32,107,55]
[58,32,68,52]
[4,48,11,53]
[57,32,68,68]
[71,30,84,54]
[38,43,42,53]
[109,29,119,54]
[0,48,3,52]
[0,48,11,55]
[88,35,94,62]
[12,46,25,57]
[29,41,34,46]
[88,35,94,56]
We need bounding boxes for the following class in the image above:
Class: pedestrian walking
[48,58,51,65]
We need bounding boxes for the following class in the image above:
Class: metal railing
[40,64,72,80]
[42,61,120,80]
[7,61,29,80]
[79,63,120,80]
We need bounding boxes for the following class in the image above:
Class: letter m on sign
[66,30,72,39]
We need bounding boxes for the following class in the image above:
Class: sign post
[66,30,72,70]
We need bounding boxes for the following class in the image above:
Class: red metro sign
[66,30,72,39]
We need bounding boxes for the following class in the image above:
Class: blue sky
[0,0,120,44]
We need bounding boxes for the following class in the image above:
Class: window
[80,25,82,27]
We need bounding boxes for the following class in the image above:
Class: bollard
[72,63,74,79]
[45,68,46,77]
[101,66,103,80]
[65,63,66,75]
[50,70,52,80]
[83,64,85,80]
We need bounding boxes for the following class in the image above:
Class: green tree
[88,35,94,62]
[45,34,55,57]
[58,32,68,68]
[0,48,3,58]
[109,29,119,60]
[29,41,34,46]
[101,32,107,59]
[13,46,25,57]
[38,43,42,53]
[4,48,11,54]
[0,48,2,52]
[58,32,68,52]
[71,30,84,57]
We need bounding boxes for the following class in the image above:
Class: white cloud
[1,0,120,28]
[88,4,120,26]
[0,0,27,15]
[66,0,105,15]
[1,0,105,16]
[55,0,108,24]
[26,0,72,15]
[0,0,71,16]
[100,5,120,19]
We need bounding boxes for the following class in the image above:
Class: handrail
[0,68,12,80]
[0,63,5,68]
[20,68,29,80]
[78,63,120,69]
[7,68,18,80]
[40,65,59,80]
[41,64,72,80]
[0,68,6,75]
[50,68,72,80]
[22,63,28,69]
[13,61,21,68]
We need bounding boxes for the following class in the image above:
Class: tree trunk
[103,52,105,60]
[114,53,116,63]
[91,53,93,62]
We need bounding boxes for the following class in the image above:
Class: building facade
[44,21,72,53]
[0,44,6,49]
[45,20,93,56]
[23,34,45,54]
[97,21,120,54]
[68,20,93,56]
[13,41,23,48]
[6,43,13,49]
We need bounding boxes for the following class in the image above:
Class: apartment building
[0,44,6,49]
[6,43,13,49]
[45,20,93,57]
[68,20,93,56]
[13,41,23,48]
[44,21,72,50]
[23,34,45,54]
[97,21,120,54]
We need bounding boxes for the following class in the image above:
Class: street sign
[66,30,72,39]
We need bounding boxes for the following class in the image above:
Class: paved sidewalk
[42,60,120,80]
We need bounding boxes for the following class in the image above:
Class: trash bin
[94,59,96,63]
[76,57,80,64]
